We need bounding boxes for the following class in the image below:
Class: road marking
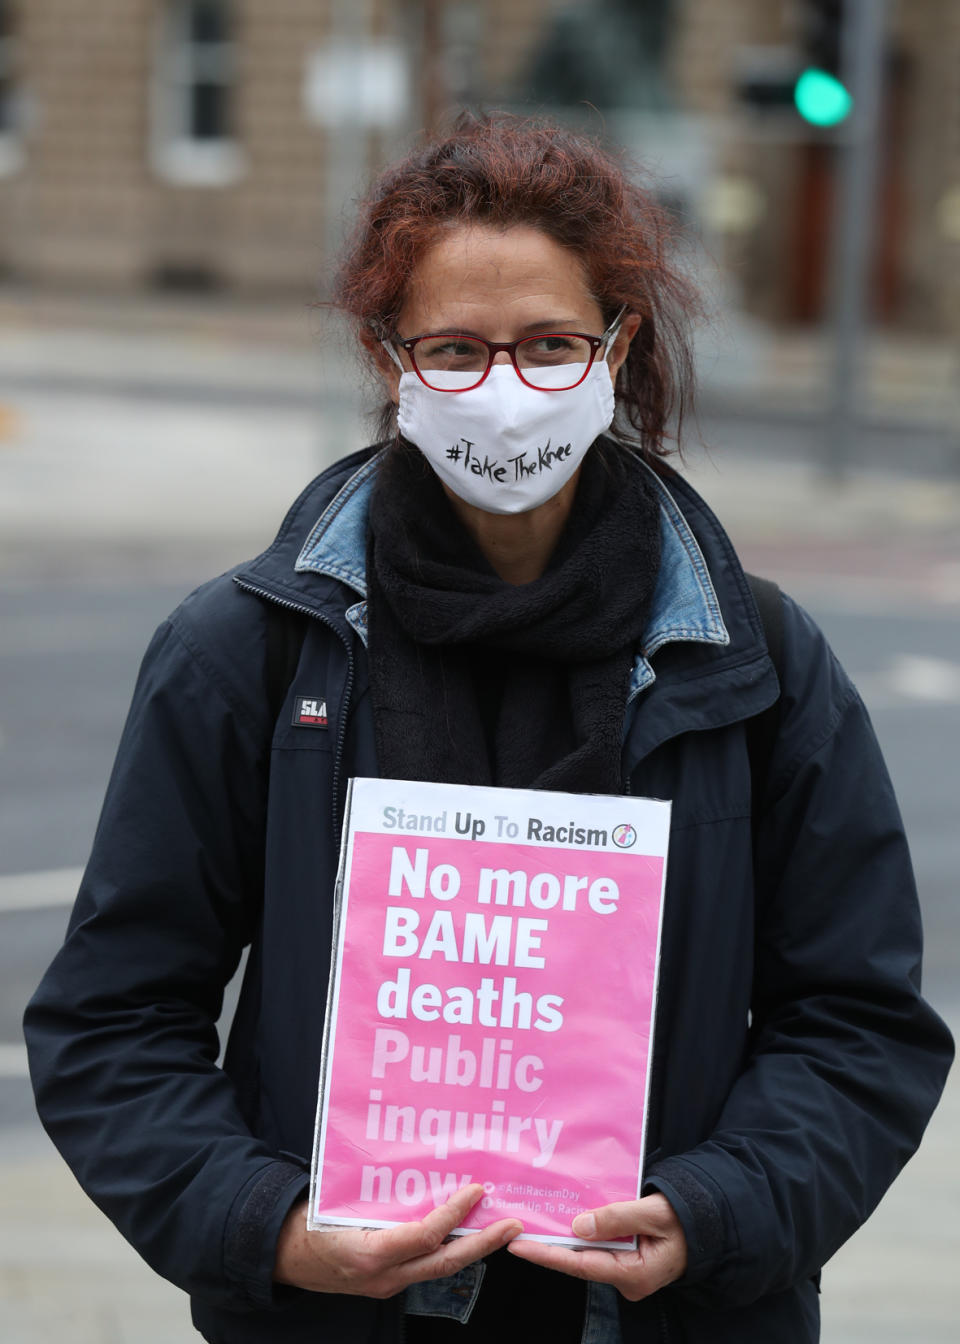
[887,655,960,703]
[0,867,83,913]
[857,654,960,710]
[0,1042,29,1078]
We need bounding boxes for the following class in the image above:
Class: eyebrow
[411,318,589,339]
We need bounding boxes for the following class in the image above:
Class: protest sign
[309,777,670,1247]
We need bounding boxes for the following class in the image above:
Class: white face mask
[396,361,616,515]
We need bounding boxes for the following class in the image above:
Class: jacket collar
[292,451,730,698]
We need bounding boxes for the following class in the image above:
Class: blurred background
[1,2,958,1341]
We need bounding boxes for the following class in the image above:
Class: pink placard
[310,779,670,1247]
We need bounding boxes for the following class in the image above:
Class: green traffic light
[794,67,852,127]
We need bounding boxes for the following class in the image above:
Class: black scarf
[365,439,661,796]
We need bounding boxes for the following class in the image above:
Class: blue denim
[294,449,728,1336]
[295,450,730,682]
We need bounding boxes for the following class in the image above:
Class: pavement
[1,289,958,1342]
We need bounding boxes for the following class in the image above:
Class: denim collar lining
[294,452,729,694]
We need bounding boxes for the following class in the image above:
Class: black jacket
[24,448,953,1343]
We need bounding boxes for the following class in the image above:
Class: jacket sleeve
[644,595,953,1307]
[23,613,309,1311]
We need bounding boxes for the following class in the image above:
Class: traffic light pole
[824,0,886,480]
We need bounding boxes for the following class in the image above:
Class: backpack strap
[745,573,784,816]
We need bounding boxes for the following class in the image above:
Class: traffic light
[794,0,851,127]
[794,67,851,127]
[735,0,852,130]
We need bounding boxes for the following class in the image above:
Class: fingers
[375,1183,523,1283]
[507,1193,688,1304]
[377,1183,486,1267]
[275,1185,523,1296]
[508,1239,613,1281]
[572,1194,677,1243]
[393,1183,522,1281]
[403,1216,524,1286]
[369,1184,522,1296]
[507,1239,668,1303]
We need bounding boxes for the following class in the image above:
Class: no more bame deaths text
[370,844,624,1034]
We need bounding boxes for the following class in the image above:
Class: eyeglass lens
[411,334,596,390]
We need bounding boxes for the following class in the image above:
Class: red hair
[335,111,701,461]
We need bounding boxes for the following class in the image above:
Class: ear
[381,360,401,406]
[606,312,641,385]
[373,340,404,406]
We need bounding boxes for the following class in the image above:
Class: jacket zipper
[232,581,410,1337]
[233,578,356,839]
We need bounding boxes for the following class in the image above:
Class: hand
[274,1184,523,1298]
[506,1193,687,1302]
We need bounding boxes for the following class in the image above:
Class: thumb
[572,1194,678,1243]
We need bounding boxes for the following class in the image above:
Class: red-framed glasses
[383,305,627,392]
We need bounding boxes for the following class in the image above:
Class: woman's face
[383,223,639,402]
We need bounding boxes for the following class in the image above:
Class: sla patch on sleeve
[293,695,328,728]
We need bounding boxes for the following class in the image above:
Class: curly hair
[334,111,701,461]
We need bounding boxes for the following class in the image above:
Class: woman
[25,113,952,1344]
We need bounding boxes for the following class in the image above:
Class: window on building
[0,0,24,175]
[152,0,244,185]
[521,0,674,112]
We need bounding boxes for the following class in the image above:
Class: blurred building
[0,0,558,294]
[670,0,960,337]
[0,0,957,339]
